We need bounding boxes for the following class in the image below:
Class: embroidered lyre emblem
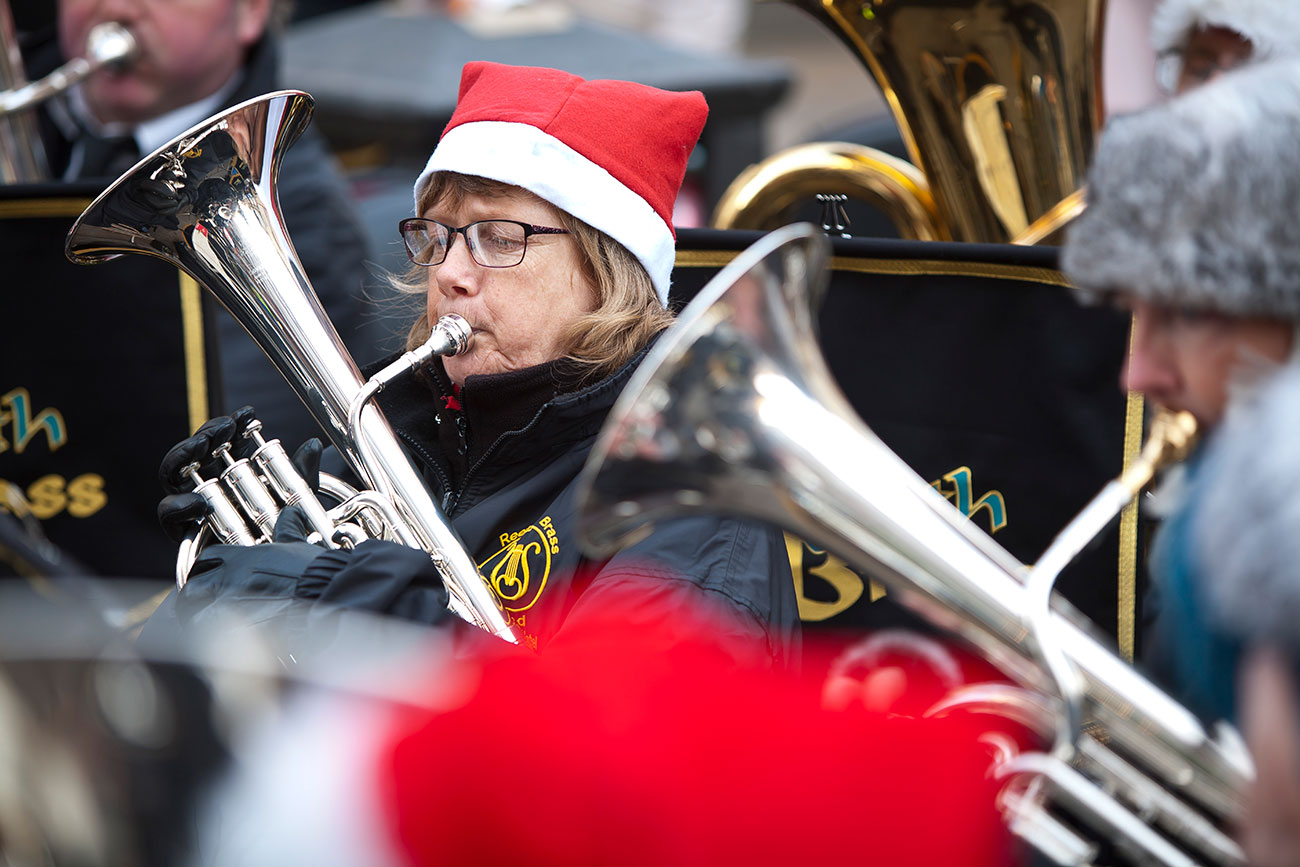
[478,516,559,612]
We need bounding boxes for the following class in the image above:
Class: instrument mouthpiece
[366,314,475,391]
[85,22,138,70]
[429,313,473,357]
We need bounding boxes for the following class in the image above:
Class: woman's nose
[433,235,481,295]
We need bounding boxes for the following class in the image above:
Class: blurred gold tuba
[576,225,1250,865]
[0,1,136,182]
[713,0,1103,244]
[64,91,516,643]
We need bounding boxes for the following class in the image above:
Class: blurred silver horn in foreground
[64,90,515,643]
[575,223,1250,865]
[0,2,137,182]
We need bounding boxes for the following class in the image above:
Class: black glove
[158,414,239,495]
[157,410,245,544]
[275,505,450,623]
[158,492,209,543]
[150,504,450,642]
[296,538,450,625]
[158,405,269,493]
[288,436,322,493]
[176,504,333,613]
[157,401,323,543]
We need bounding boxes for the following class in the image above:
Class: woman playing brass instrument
[150,62,798,664]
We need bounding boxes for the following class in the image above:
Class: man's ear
[235,0,275,48]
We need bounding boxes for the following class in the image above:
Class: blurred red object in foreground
[378,613,1015,867]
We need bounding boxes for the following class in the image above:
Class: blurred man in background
[1061,59,1300,724]
[25,0,379,453]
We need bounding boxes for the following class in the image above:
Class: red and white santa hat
[413,62,709,306]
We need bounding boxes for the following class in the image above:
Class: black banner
[1,183,216,580]
[670,229,1137,649]
[1,209,1139,646]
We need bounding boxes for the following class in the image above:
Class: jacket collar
[369,342,655,474]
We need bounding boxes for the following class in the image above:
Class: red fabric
[442,62,708,234]
[375,614,1015,867]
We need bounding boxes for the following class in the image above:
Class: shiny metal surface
[713,0,1104,243]
[0,10,137,182]
[65,91,515,643]
[1012,187,1090,245]
[0,0,46,181]
[0,579,458,867]
[712,141,945,239]
[0,22,136,116]
[576,224,1250,865]
[172,315,475,586]
[1019,408,1197,773]
[1032,408,1197,591]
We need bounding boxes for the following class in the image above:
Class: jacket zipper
[396,428,458,513]
[448,407,551,515]
[414,349,644,516]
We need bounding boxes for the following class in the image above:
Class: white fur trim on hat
[413,121,676,306]
[1194,359,1300,649]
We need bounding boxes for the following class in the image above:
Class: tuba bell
[64,91,516,643]
[712,0,1104,244]
[0,1,136,183]
[576,224,1251,865]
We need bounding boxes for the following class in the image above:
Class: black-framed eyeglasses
[399,218,569,268]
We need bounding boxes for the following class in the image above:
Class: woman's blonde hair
[394,172,674,384]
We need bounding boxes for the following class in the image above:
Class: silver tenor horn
[0,1,137,182]
[64,90,516,644]
[575,224,1252,865]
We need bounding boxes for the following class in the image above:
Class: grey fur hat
[1151,0,1300,92]
[1193,360,1300,649]
[1061,58,1300,320]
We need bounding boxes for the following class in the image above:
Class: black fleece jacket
[150,348,799,667]
[333,348,800,664]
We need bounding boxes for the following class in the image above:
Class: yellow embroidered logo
[785,534,885,622]
[477,516,560,612]
[784,466,1006,622]
[0,387,108,522]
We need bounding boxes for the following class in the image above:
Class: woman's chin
[443,356,470,387]
[444,344,546,384]
[444,354,498,386]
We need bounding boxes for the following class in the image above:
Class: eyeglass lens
[404,220,529,268]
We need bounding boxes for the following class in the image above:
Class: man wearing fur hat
[1152,0,1300,94]
[1061,58,1300,723]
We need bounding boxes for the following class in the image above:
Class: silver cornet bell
[577,224,1251,865]
[65,91,515,643]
